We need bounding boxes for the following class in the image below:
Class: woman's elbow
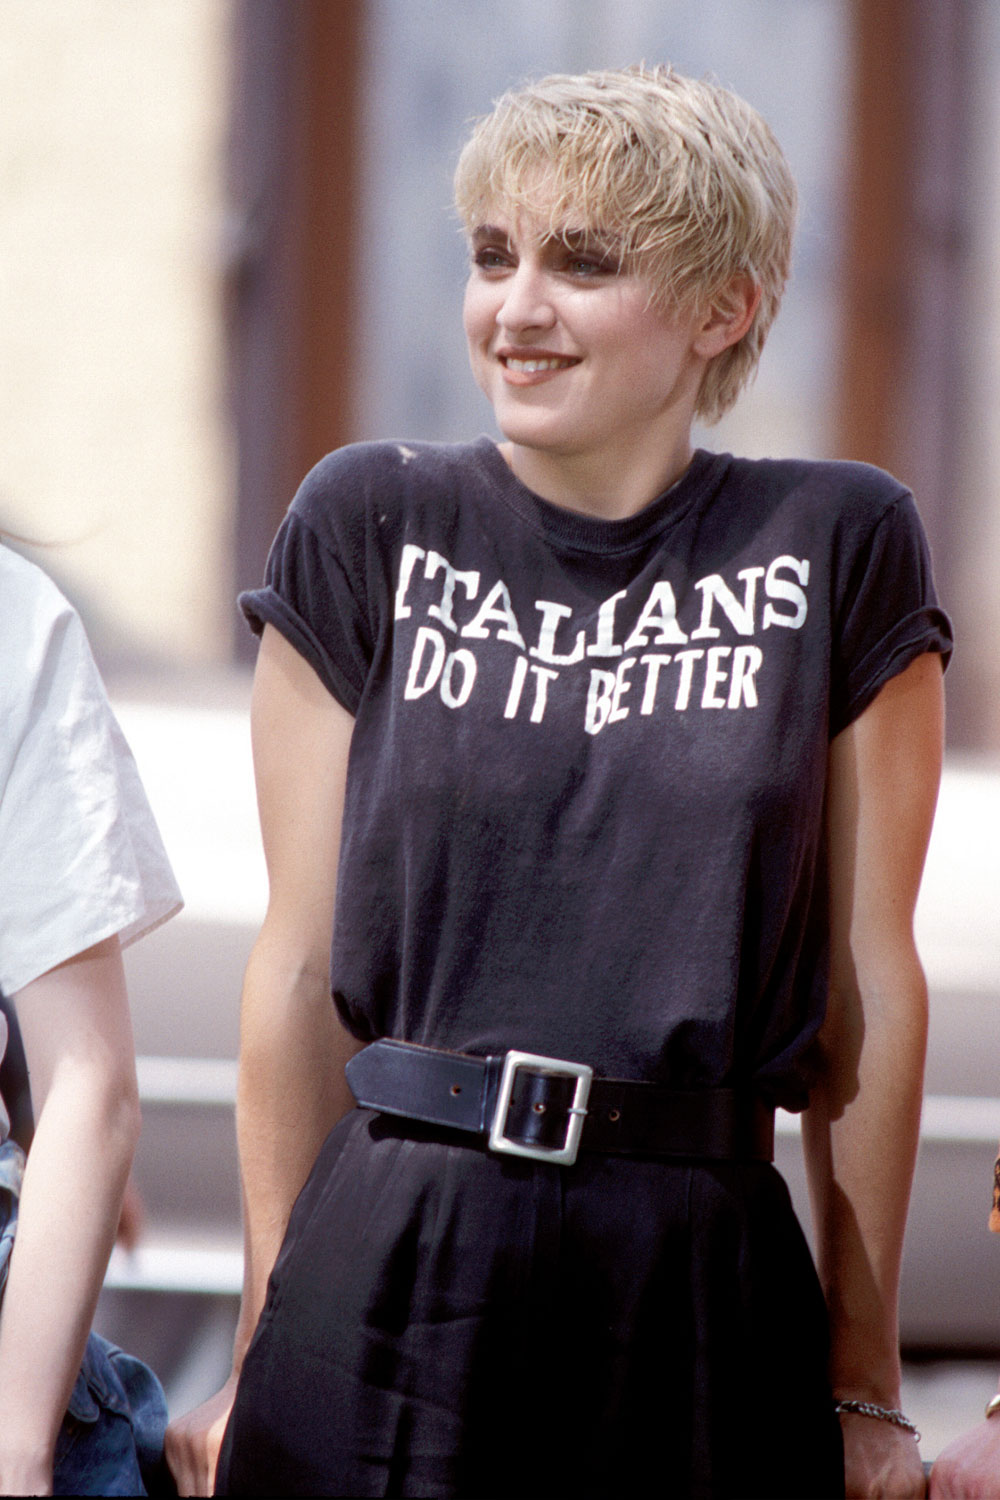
[86,1061,143,1172]
[109,1065,143,1160]
[117,1083,143,1160]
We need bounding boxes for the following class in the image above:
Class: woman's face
[462,202,711,492]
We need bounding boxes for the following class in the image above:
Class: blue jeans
[53,1331,172,1496]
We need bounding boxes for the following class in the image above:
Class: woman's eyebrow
[555,228,609,247]
[551,228,623,259]
[469,223,621,255]
[470,224,511,248]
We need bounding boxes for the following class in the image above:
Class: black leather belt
[345,1039,774,1166]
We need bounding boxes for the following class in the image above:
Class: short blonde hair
[454,64,797,423]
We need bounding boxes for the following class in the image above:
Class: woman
[0,541,182,1494]
[169,65,949,1498]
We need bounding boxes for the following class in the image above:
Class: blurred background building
[2,0,999,1455]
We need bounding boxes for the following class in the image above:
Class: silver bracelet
[833,1399,921,1441]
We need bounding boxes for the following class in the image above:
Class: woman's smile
[496,347,582,381]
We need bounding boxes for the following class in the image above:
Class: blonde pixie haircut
[454,64,797,423]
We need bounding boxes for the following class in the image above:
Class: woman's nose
[496,263,556,333]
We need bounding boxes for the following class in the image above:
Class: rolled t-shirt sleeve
[830,490,953,737]
[239,452,383,714]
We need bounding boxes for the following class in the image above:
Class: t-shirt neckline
[470,436,730,555]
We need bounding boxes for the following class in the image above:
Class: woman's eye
[472,247,513,272]
[564,253,619,278]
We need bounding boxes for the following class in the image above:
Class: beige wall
[1,0,233,663]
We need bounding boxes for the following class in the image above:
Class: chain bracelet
[833,1400,921,1441]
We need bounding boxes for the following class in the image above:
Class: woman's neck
[497,433,696,520]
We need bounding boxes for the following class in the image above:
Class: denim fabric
[0,1137,25,1294]
[53,1332,173,1497]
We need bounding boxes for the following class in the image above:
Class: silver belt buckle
[488,1050,593,1166]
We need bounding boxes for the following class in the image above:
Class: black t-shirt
[241,438,952,1109]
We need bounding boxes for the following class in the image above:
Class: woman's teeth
[504,357,572,373]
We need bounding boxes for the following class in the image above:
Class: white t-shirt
[0,546,182,1133]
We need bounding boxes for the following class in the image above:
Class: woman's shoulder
[287,438,492,536]
[702,454,933,579]
[721,452,913,524]
[303,436,489,484]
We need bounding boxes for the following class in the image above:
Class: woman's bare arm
[166,625,361,1496]
[803,651,944,1499]
[0,937,141,1496]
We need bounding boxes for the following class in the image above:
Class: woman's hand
[930,1416,1000,1498]
[840,1413,926,1498]
[165,1374,239,1497]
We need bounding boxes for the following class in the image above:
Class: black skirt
[216,1109,844,1499]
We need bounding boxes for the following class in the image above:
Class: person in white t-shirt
[0,543,182,1495]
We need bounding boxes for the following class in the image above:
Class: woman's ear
[692,274,761,358]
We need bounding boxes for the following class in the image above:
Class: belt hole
[533,1102,546,1114]
[608,1108,621,1123]
[450,1084,462,1096]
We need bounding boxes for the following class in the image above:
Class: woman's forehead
[470,155,611,229]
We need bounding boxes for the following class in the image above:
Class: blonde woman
[170,65,949,1499]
